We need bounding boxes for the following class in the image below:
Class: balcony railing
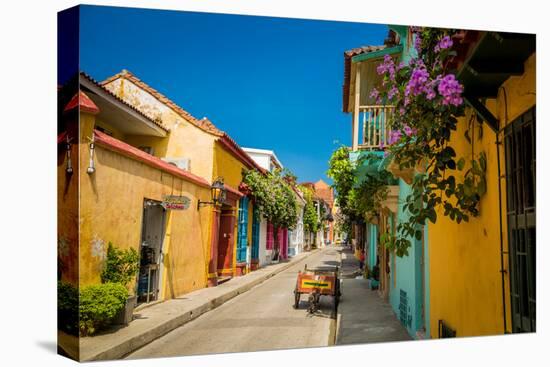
[357,105,395,150]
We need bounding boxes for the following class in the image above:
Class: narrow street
[126,247,341,358]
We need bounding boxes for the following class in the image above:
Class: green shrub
[58,281,79,335]
[79,283,128,336]
[100,242,140,286]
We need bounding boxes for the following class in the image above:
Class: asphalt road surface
[126,247,341,359]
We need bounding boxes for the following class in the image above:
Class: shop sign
[161,195,191,210]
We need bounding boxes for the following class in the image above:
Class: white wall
[258,219,268,267]
[245,152,271,171]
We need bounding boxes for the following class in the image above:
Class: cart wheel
[294,291,300,309]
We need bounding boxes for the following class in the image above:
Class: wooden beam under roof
[464,95,499,132]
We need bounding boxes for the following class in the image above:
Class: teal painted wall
[389,179,426,339]
[368,224,378,270]
[383,26,429,339]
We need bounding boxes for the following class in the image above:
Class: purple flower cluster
[437,74,463,106]
[376,54,397,81]
[405,67,429,101]
[403,124,416,136]
[370,88,382,104]
[434,35,453,52]
[387,130,402,145]
[414,33,422,53]
[387,124,416,147]
[388,86,399,100]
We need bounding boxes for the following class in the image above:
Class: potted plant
[370,265,380,290]
[101,242,140,325]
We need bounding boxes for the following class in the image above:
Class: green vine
[327,147,396,238]
[368,27,488,256]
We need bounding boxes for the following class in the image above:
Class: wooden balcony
[352,105,395,151]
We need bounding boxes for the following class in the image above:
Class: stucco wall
[103,78,217,182]
[258,220,268,267]
[78,118,213,299]
[389,180,426,339]
[58,129,80,285]
[428,53,535,337]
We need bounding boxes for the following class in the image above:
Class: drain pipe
[496,86,509,334]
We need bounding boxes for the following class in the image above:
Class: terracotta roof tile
[102,70,223,137]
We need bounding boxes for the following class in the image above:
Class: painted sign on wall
[162,195,191,210]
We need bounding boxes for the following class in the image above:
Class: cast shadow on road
[296,298,337,320]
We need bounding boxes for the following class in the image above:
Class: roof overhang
[80,75,168,137]
[454,31,535,132]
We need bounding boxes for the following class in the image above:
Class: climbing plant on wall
[327,146,396,238]
[372,27,488,256]
[300,185,320,235]
[243,168,298,259]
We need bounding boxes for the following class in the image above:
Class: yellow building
[58,70,261,307]
[428,32,535,337]
[101,70,262,286]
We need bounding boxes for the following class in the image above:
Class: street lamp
[198,177,226,209]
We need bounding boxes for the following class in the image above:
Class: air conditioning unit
[161,157,191,171]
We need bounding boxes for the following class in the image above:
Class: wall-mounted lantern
[87,136,95,174]
[198,177,226,209]
[65,135,73,174]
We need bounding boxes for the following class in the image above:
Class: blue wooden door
[251,206,260,260]
[236,196,249,263]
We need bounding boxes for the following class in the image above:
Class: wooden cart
[293,264,341,313]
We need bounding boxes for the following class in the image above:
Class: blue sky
[78,5,387,183]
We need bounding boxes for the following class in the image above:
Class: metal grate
[438,320,456,338]
[399,289,412,328]
[504,106,536,333]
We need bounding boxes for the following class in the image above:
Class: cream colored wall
[103,78,217,182]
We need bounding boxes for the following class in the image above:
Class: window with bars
[504,106,536,333]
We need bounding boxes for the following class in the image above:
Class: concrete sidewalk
[59,249,318,361]
[336,247,411,345]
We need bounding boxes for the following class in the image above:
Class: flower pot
[113,295,137,325]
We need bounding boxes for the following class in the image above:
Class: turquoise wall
[389,179,425,339]
[368,224,378,270]
[383,25,429,339]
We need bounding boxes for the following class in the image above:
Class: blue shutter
[251,206,260,260]
[236,197,249,263]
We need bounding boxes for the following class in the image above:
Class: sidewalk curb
[83,248,322,361]
[334,248,343,345]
